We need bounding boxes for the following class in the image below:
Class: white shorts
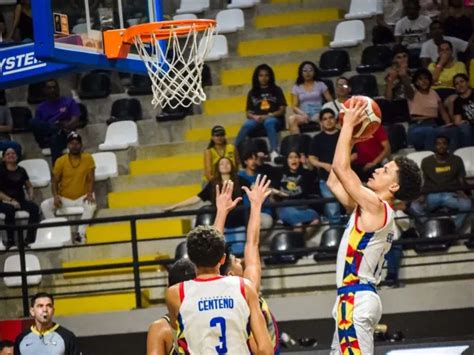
[329,290,382,355]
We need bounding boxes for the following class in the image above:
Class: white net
[132,23,215,109]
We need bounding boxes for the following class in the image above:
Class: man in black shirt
[14,292,80,355]
[453,73,474,146]
[308,108,342,224]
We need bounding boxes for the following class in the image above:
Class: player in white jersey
[165,223,273,354]
[327,100,422,354]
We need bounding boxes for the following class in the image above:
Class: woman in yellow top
[428,40,467,89]
[203,125,240,182]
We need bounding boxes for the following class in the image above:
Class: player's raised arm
[241,175,272,293]
[213,180,242,234]
[331,99,383,215]
[246,283,273,355]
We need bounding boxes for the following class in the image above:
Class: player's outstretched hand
[242,174,272,207]
[215,180,242,214]
[343,98,367,128]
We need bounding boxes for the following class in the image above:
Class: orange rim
[124,19,216,43]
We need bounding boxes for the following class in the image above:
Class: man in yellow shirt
[40,132,96,242]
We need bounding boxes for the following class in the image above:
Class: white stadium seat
[407,151,433,169]
[330,20,365,48]
[0,210,30,220]
[176,0,210,14]
[93,152,119,181]
[4,254,42,287]
[200,35,229,62]
[345,0,381,20]
[173,13,198,20]
[55,207,84,217]
[216,9,245,34]
[30,218,72,249]
[99,121,139,151]
[18,159,51,188]
[228,0,256,9]
[454,147,474,177]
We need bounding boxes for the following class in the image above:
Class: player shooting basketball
[327,98,422,354]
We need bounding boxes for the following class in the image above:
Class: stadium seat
[408,48,422,69]
[454,147,474,177]
[128,75,153,96]
[228,0,256,9]
[216,9,245,34]
[18,159,51,188]
[313,227,345,261]
[3,254,42,287]
[279,134,311,158]
[99,121,139,151]
[27,81,47,104]
[92,152,119,181]
[79,72,111,100]
[195,207,215,228]
[374,98,410,124]
[108,98,143,124]
[176,0,210,14]
[318,49,351,77]
[174,241,189,260]
[349,74,379,97]
[264,231,306,265]
[77,103,89,129]
[0,90,5,105]
[415,218,454,253]
[330,20,365,48]
[345,0,380,19]
[201,35,229,61]
[55,207,84,217]
[321,79,336,99]
[237,138,269,158]
[406,151,433,169]
[172,13,198,20]
[0,210,30,221]
[30,218,72,249]
[356,45,392,73]
[10,106,32,132]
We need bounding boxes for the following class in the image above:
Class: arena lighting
[387,345,469,354]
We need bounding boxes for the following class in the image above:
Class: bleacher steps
[110,170,202,192]
[254,8,343,29]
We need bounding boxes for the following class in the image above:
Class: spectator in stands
[385,45,415,100]
[164,157,250,254]
[6,0,33,42]
[321,76,351,116]
[420,20,469,68]
[0,101,22,158]
[410,135,471,231]
[235,64,287,163]
[0,148,39,249]
[238,150,273,231]
[351,125,391,182]
[407,68,453,151]
[441,0,473,42]
[30,79,81,165]
[287,61,332,134]
[41,132,96,243]
[204,125,240,182]
[0,340,13,355]
[453,73,474,146]
[308,108,342,224]
[274,149,319,228]
[428,40,467,89]
[14,292,79,354]
[419,0,441,18]
[395,0,432,49]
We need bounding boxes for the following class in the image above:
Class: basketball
[339,96,382,139]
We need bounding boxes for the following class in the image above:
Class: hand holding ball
[339,96,382,139]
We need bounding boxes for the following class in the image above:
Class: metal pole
[130,219,142,308]
[17,226,29,317]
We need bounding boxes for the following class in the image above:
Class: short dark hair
[413,68,433,88]
[242,150,258,162]
[219,245,233,276]
[392,44,409,58]
[453,73,469,86]
[337,76,350,85]
[435,134,450,144]
[31,292,54,307]
[168,258,196,286]
[296,61,319,85]
[393,156,422,202]
[186,226,225,267]
[319,108,336,119]
[0,340,14,350]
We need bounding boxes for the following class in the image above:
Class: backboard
[33,0,164,74]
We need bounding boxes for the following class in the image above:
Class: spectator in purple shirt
[30,80,81,165]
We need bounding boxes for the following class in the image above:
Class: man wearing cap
[40,132,96,242]
[203,125,239,182]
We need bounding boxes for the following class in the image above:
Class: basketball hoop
[104,19,216,109]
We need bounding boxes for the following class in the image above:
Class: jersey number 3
[210,316,227,353]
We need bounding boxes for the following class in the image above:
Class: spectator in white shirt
[420,20,469,67]
[395,0,432,49]
[321,76,351,116]
[376,0,404,28]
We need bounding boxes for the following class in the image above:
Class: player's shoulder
[55,325,77,341]
[148,317,173,336]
